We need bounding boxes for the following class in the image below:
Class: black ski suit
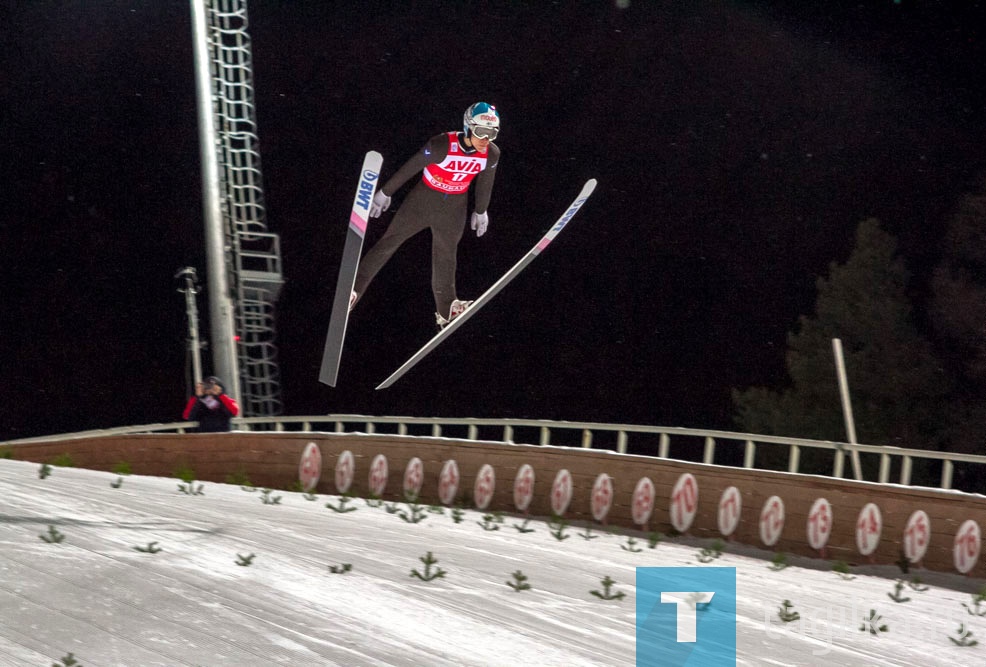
[353,132,499,319]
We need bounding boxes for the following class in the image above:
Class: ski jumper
[353,132,500,318]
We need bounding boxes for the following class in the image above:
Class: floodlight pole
[175,267,204,385]
[190,0,241,401]
[832,338,863,481]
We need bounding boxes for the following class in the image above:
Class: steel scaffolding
[191,0,284,417]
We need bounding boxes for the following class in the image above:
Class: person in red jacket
[182,376,239,432]
[351,102,501,327]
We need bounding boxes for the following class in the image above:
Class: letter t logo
[660,592,715,642]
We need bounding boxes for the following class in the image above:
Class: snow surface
[1,458,985,666]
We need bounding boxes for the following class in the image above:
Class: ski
[376,178,597,390]
[319,151,384,386]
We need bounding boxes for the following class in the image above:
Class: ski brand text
[356,170,379,210]
[550,196,590,232]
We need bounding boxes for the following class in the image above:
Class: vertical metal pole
[833,338,863,481]
[190,0,240,402]
[176,267,203,384]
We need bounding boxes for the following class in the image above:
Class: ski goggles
[471,125,498,140]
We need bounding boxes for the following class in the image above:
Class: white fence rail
[4,415,985,492]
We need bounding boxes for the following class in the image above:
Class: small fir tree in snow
[175,465,204,495]
[177,480,204,495]
[590,576,626,601]
[578,524,599,540]
[512,518,535,533]
[38,463,52,479]
[949,623,979,647]
[963,587,986,616]
[888,580,911,603]
[225,469,255,491]
[175,464,196,483]
[133,541,162,554]
[110,463,128,487]
[40,525,65,543]
[477,514,500,531]
[832,560,855,580]
[303,492,318,501]
[325,493,357,514]
[859,609,888,635]
[769,553,789,571]
[364,494,383,508]
[235,553,256,566]
[398,501,427,524]
[325,495,357,513]
[410,552,446,582]
[328,563,352,574]
[549,516,570,541]
[450,507,465,524]
[777,600,800,623]
[697,540,724,563]
[908,577,929,592]
[52,653,82,667]
[506,570,531,592]
[621,535,642,553]
[260,489,282,505]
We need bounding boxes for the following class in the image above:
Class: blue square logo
[636,567,737,666]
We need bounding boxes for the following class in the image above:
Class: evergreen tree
[733,219,951,458]
[928,175,986,454]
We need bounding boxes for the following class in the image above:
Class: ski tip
[583,178,598,194]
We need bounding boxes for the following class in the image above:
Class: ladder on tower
[204,0,284,417]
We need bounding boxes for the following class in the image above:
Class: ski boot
[435,299,473,329]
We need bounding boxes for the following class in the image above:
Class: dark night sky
[2,1,984,440]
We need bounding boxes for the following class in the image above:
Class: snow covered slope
[0,459,983,666]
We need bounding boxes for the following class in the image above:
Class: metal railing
[3,415,985,493]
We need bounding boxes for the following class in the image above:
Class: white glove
[470,211,489,237]
[369,190,391,218]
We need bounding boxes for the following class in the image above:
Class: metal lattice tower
[191,0,284,417]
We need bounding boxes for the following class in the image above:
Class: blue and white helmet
[463,102,500,140]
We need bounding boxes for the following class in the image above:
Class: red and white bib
[422,132,487,194]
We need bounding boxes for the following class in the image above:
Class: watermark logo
[636,567,736,666]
